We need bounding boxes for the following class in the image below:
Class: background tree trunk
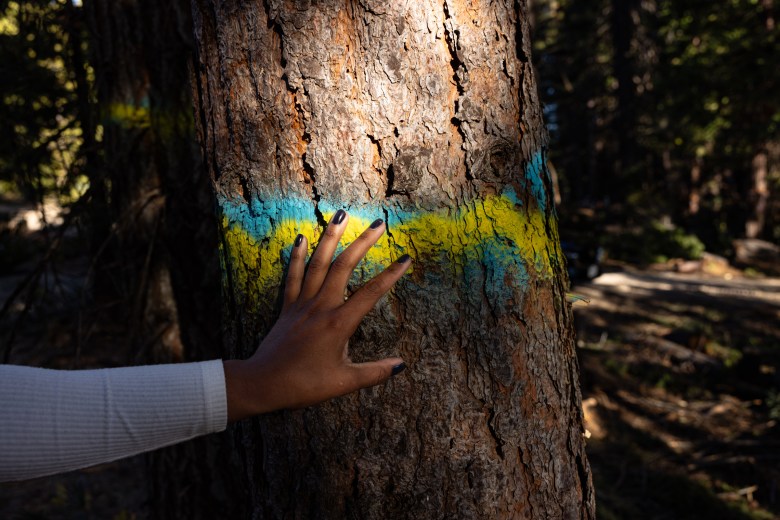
[746,148,769,239]
[610,0,639,181]
[84,0,223,365]
[84,0,230,516]
[191,0,594,517]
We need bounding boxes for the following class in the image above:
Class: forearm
[0,361,227,482]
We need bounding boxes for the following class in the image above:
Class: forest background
[0,0,778,518]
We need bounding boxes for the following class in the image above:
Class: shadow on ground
[574,267,780,520]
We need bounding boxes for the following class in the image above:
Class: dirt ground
[2,201,779,518]
[574,266,780,520]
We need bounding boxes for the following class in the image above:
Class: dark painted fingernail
[396,254,411,264]
[370,218,383,229]
[332,209,346,225]
[294,234,304,247]
[391,363,406,376]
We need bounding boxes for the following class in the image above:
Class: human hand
[223,210,412,422]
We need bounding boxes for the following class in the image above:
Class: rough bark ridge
[191,0,594,517]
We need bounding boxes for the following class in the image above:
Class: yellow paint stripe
[220,193,560,302]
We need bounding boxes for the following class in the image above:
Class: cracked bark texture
[190,0,595,518]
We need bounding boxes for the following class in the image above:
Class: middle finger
[319,218,386,304]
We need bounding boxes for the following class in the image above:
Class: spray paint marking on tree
[218,151,561,307]
[105,99,195,138]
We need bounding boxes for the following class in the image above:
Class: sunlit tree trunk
[688,157,702,217]
[746,148,769,239]
[191,1,594,517]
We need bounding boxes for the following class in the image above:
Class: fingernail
[396,254,411,264]
[294,234,304,247]
[370,218,383,229]
[332,209,346,225]
[391,363,406,376]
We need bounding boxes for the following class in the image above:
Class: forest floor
[1,198,779,518]
[574,265,780,520]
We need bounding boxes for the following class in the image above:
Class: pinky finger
[345,357,406,392]
[340,254,412,325]
[283,234,308,310]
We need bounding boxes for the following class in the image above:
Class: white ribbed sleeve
[0,360,227,482]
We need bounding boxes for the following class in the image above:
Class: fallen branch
[625,333,720,368]
[717,485,758,502]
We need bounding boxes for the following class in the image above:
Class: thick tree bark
[191,1,594,518]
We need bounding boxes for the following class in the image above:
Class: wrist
[223,360,256,422]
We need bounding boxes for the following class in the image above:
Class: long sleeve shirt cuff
[0,360,228,482]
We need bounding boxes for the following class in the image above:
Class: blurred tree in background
[1,0,221,363]
[82,0,227,514]
[1,3,224,513]
[0,0,85,202]
[533,0,779,257]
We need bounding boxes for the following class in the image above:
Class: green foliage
[0,0,85,203]
[767,389,780,421]
[654,0,778,162]
[704,341,743,368]
[605,220,705,264]
[533,0,780,250]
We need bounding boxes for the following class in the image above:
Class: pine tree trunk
[85,1,229,516]
[746,148,768,239]
[191,1,594,517]
[610,0,639,180]
[86,0,223,360]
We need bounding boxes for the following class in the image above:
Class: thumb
[347,357,406,391]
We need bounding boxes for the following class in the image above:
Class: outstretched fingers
[283,234,308,310]
[320,218,386,302]
[340,254,412,326]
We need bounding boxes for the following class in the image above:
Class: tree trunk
[688,157,702,216]
[85,0,229,516]
[87,0,183,360]
[610,0,639,180]
[191,1,594,518]
[86,0,223,361]
[65,0,108,262]
[746,148,768,239]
